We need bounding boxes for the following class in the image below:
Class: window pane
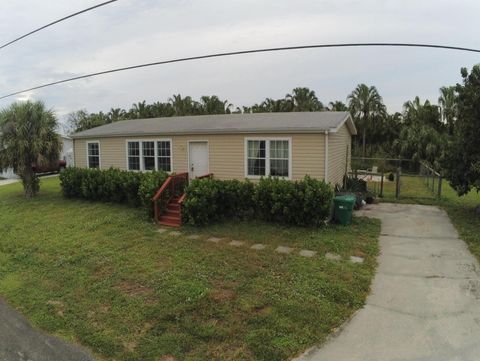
[128,157,140,170]
[270,159,288,177]
[142,141,155,156]
[157,141,171,157]
[248,140,265,158]
[88,156,99,169]
[270,140,288,159]
[144,157,155,170]
[88,143,99,156]
[158,157,171,172]
[248,158,265,176]
[128,142,139,156]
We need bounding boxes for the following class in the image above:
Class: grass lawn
[371,175,480,262]
[0,177,380,361]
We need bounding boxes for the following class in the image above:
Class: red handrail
[152,172,189,221]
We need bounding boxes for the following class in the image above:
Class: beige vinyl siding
[327,123,352,186]
[74,133,326,180]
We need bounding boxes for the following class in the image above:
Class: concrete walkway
[0,297,95,361]
[0,179,19,187]
[295,203,480,361]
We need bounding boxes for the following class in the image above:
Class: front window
[246,139,290,178]
[128,141,140,170]
[157,141,171,172]
[87,142,100,169]
[127,140,172,172]
[142,141,155,171]
[247,140,266,176]
[270,140,289,177]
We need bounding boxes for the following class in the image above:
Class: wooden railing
[152,172,189,221]
[196,173,214,180]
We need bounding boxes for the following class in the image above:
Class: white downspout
[324,131,329,183]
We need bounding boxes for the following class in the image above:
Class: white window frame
[125,139,173,172]
[86,140,101,169]
[244,137,292,179]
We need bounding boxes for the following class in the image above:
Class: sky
[0,0,479,125]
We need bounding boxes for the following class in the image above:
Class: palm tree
[347,84,387,158]
[327,100,348,111]
[0,101,61,197]
[438,86,457,134]
[261,98,288,112]
[285,87,323,111]
[169,94,199,116]
[199,95,233,114]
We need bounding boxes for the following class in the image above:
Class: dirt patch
[211,288,236,302]
[115,281,154,297]
[156,356,176,361]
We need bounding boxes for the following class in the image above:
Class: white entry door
[189,141,209,179]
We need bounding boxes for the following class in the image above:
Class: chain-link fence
[348,157,442,200]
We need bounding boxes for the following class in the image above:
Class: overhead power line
[1,42,479,100]
[0,0,118,51]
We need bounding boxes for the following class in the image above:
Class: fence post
[380,172,384,198]
[437,175,442,199]
[395,167,401,198]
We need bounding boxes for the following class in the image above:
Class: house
[70,112,356,186]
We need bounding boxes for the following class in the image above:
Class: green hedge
[182,176,333,226]
[59,167,168,215]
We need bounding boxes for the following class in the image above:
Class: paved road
[0,297,95,361]
[295,203,480,361]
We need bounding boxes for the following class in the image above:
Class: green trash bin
[333,195,356,225]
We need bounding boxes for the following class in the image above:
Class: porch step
[159,218,181,227]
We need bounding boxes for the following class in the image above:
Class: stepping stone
[299,249,317,258]
[157,228,167,234]
[350,256,365,264]
[275,246,293,254]
[325,252,342,261]
[251,243,266,250]
[229,240,245,247]
[187,234,200,240]
[169,231,181,236]
[207,237,222,243]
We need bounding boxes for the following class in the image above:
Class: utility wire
[0,0,118,51]
[1,42,479,100]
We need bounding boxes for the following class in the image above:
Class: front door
[189,141,209,179]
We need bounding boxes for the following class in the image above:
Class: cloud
[0,0,479,116]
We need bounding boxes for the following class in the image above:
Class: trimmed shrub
[59,167,168,215]
[182,176,333,227]
[254,176,333,226]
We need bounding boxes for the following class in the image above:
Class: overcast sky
[0,0,479,123]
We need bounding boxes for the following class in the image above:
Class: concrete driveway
[0,297,95,361]
[295,203,480,361]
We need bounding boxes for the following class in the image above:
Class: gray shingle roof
[70,111,356,138]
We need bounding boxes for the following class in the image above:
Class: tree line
[67,84,454,167]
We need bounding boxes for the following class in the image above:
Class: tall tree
[438,86,457,134]
[442,65,480,196]
[0,101,60,197]
[286,87,323,111]
[327,100,348,111]
[347,84,387,157]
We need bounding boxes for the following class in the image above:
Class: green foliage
[182,176,333,227]
[59,167,168,215]
[0,100,61,197]
[182,178,255,226]
[442,65,480,195]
